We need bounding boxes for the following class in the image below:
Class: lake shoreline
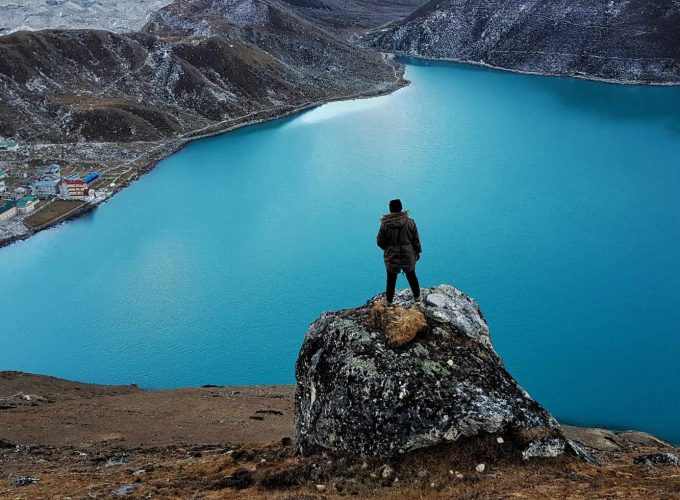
[0,62,408,250]
[4,52,677,251]
[397,54,680,87]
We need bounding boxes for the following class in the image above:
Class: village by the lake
[0,138,156,246]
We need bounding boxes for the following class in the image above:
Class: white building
[36,164,60,176]
[32,177,60,198]
[0,201,17,221]
[0,170,6,193]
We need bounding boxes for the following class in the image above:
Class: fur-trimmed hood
[380,211,409,224]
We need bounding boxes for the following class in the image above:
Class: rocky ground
[0,371,679,499]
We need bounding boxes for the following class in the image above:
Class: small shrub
[373,302,428,346]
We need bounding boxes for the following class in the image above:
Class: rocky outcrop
[295,285,588,459]
[372,0,680,84]
[634,453,679,466]
[562,425,675,452]
[278,0,426,33]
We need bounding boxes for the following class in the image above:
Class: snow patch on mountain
[0,0,174,34]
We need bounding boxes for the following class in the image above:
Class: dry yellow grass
[24,200,86,229]
[373,301,428,346]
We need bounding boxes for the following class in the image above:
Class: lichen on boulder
[295,285,589,460]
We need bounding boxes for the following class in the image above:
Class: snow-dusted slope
[0,0,173,34]
[0,1,404,144]
[373,0,680,84]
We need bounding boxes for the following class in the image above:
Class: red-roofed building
[59,177,91,199]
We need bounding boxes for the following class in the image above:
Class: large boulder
[295,285,585,459]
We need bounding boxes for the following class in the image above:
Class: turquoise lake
[1,61,679,443]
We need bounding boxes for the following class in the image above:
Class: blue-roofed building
[0,141,18,151]
[15,195,38,215]
[82,172,101,185]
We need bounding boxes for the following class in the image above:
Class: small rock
[417,468,428,478]
[309,463,322,480]
[21,394,47,402]
[361,462,368,470]
[430,482,436,488]
[132,470,146,476]
[369,472,379,479]
[496,437,505,444]
[316,484,326,492]
[260,458,267,464]
[381,465,394,480]
[11,476,40,487]
[114,483,140,496]
[455,472,464,479]
[105,453,130,467]
[634,453,679,466]
[475,463,486,473]
[447,359,454,367]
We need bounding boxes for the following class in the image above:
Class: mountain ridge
[372,0,680,84]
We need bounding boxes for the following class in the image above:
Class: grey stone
[295,285,586,460]
[381,465,394,480]
[105,453,131,467]
[11,477,40,487]
[114,483,140,496]
[634,453,679,466]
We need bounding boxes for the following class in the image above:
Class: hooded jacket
[376,211,422,273]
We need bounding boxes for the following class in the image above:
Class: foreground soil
[0,372,678,499]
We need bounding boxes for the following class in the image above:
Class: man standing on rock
[377,199,422,305]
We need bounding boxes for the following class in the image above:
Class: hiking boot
[414,295,424,306]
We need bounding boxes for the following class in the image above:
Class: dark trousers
[386,269,420,304]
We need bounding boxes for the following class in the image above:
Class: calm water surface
[2,61,679,442]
